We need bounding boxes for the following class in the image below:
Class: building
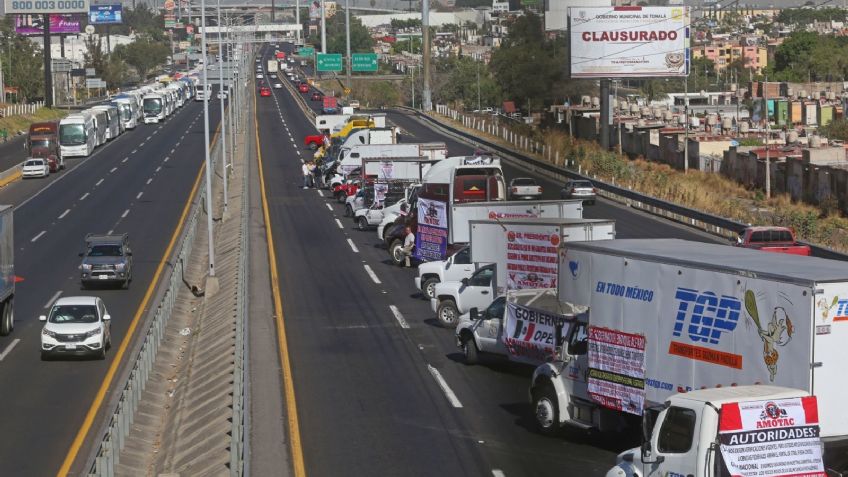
[692,41,768,73]
[542,0,611,32]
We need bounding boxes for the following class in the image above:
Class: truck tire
[344,204,353,217]
[0,298,13,336]
[389,240,404,266]
[437,299,459,327]
[460,334,479,365]
[336,192,346,204]
[422,277,439,299]
[309,143,318,151]
[357,217,369,231]
[533,383,560,436]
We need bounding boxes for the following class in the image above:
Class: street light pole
[320,0,327,53]
[200,0,216,280]
[216,0,228,214]
[476,62,480,113]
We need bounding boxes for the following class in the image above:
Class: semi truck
[0,206,14,335]
[528,238,848,470]
[26,122,63,172]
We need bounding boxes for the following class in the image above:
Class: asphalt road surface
[0,96,223,475]
[257,44,722,477]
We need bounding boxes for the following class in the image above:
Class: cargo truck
[26,122,63,172]
[529,238,848,471]
[433,218,613,327]
[337,143,447,176]
[0,206,15,336]
[267,59,278,73]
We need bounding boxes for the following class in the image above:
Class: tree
[0,16,44,101]
[324,9,374,54]
[432,57,501,109]
[117,37,170,80]
[818,119,848,141]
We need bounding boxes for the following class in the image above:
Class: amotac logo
[672,287,742,345]
[757,401,793,429]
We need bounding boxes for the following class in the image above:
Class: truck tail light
[511,187,518,193]
[538,186,543,193]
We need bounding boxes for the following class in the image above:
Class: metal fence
[87,180,206,476]
[0,101,45,118]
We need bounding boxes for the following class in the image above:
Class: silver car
[560,179,596,205]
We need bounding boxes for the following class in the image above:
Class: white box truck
[339,142,447,175]
[529,238,848,469]
[267,59,278,73]
[431,217,610,327]
[0,206,14,336]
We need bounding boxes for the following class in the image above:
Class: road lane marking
[80,192,89,200]
[156,166,162,173]
[492,471,506,477]
[122,157,128,163]
[109,167,117,173]
[171,148,175,154]
[335,218,344,229]
[146,135,152,141]
[146,178,153,185]
[121,209,129,218]
[31,231,46,242]
[325,203,332,211]
[316,189,323,197]
[364,264,381,284]
[253,87,307,477]
[95,178,104,186]
[164,157,169,162]
[346,238,359,253]
[131,149,137,154]
[58,209,70,219]
[139,142,145,147]
[136,192,143,200]
[427,364,463,408]
[389,305,410,329]
[44,290,62,308]
[0,339,20,361]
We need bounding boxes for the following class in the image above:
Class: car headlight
[42,328,56,338]
[85,327,102,338]
[115,263,126,271]
[81,263,92,271]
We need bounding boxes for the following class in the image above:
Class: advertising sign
[164,14,176,28]
[88,4,122,24]
[414,197,448,261]
[503,302,576,365]
[15,14,80,35]
[504,225,559,290]
[569,6,689,78]
[719,396,826,477]
[351,53,378,72]
[587,326,647,415]
[4,0,88,14]
[308,0,320,19]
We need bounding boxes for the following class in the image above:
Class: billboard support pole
[599,79,610,150]
[106,25,111,55]
[43,14,54,107]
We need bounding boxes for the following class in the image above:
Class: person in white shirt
[302,162,311,189]
[400,226,415,267]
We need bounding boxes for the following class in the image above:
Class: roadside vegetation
[0,107,67,136]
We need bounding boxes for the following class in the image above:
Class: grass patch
[0,108,69,136]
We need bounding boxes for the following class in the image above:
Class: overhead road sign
[351,53,378,72]
[568,6,689,78]
[4,0,89,14]
[317,53,342,72]
[86,78,106,88]
[297,46,315,57]
[200,24,302,34]
[89,4,122,24]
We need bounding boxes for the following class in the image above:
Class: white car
[256,73,264,79]
[274,83,283,89]
[22,158,49,178]
[40,296,112,360]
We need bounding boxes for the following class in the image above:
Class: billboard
[89,4,122,24]
[15,14,81,35]
[4,0,88,14]
[569,6,689,78]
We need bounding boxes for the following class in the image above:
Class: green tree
[324,10,374,54]
[818,118,848,141]
[116,37,170,80]
[0,17,44,101]
[432,57,500,109]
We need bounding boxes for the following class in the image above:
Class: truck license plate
[99,275,108,280]
[65,344,77,350]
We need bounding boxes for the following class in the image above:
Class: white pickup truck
[415,246,475,299]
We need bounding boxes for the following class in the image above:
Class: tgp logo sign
[835,299,848,321]
[672,287,742,345]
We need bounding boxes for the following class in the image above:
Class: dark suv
[79,233,133,289]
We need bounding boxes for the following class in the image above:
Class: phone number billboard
[4,0,88,14]
[569,6,689,78]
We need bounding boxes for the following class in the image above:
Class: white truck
[337,128,395,151]
[529,238,848,471]
[607,386,830,477]
[336,144,435,175]
[315,114,351,134]
[0,206,14,336]
[431,217,612,327]
[267,59,278,73]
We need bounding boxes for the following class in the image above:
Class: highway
[258,44,722,476]
[0,96,222,475]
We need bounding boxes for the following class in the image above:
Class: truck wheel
[344,204,353,217]
[309,143,318,151]
[437,299,459,327]
[533,383,560,436]
[389,240,404,266]
[357,217,369,231]
[461,335,479,365]
[422,278,439,299]
[336,192,346,204]
[0,299,13,336]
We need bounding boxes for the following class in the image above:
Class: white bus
[59,112,97,158]
[142,93,166,124]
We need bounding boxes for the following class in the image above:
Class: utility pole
[345,0,351,79]
[411,65,415,109]
[421,0,431,111]
[271,0,276,22]
[684,76,689,173]
[296,0,301,44]
[476,62,480,113]
[764,75,770,199]
[216,0,228,214]
[320,0,327,53]
[200,0,217,282]
[43,14,54,107]
[599,79,610,149]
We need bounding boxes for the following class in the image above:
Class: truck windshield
[30,139,51,149]
[88,245,123,257]
[117,105,132,121]
[49,304,98,324]
[59,124,86,145]
[143,98,163,115]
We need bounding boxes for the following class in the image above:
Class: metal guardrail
[402,106,848,261]
[88,180,206,476]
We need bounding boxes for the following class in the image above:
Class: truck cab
[26,122,63,172]
[415,245,474,299]
[431,264,496,327]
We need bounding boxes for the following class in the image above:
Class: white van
[59,112,97,158]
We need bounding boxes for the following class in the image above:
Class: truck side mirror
[461,277,469,287]
[470,307,479,320]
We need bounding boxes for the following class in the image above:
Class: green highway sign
[298,46,315,57]
[351,53,378,72]
[317,53,343,72]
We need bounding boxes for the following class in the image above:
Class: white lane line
[131,149,137,154]
[346,239,359,253]
[325,203,332,211]
[427,364,463,408]
[136,192,143,200]
[80,192,89,200]
[0,339,20,361]
[335,218,344,229]
[95,178,104,186]
[121,209,130,218]
[44,290,62,308]
[317,189,324,197]
[107,229,113,235]
[121,157,129,163]
[146,135,152,141]
[139,142,145,147]
[164,156,169,162]
[31,231,46,242]
[58,209,70,219]
[170,148,175,154]
[363,264,381,284]
[492,471,506,477]
[389,305,410,329]
[109,167,117,173]
[155,166,162,172]
[146,178,153,185]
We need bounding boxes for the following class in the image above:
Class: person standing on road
[302,161,312,189]
[400,226,415,267]
[394,126,402,143]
